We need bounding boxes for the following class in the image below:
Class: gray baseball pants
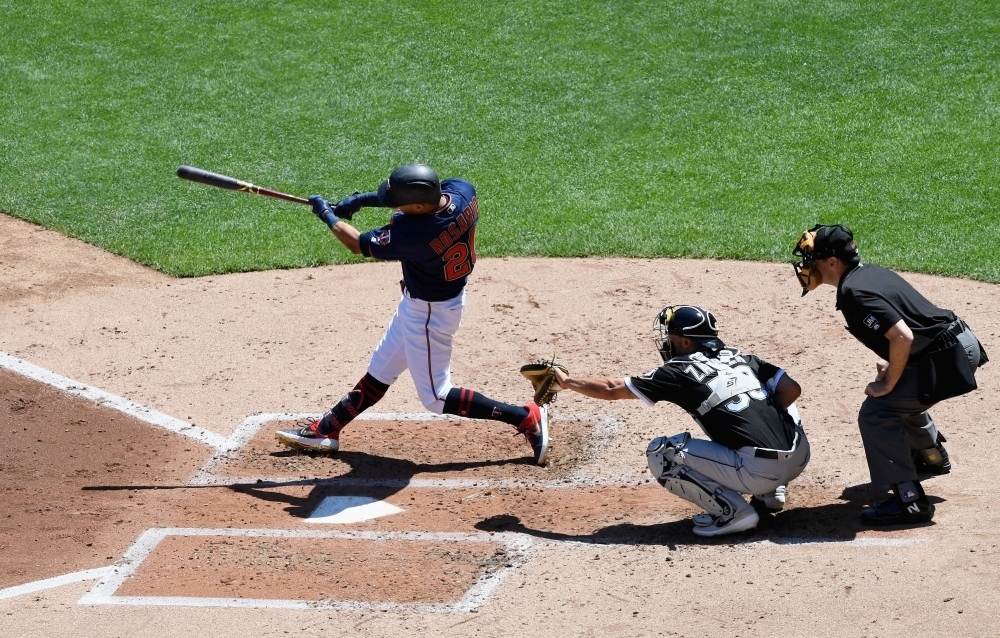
[858,327,981,486]
[673,426,811,498]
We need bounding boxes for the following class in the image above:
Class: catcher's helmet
[792,224,860,296]
[653,305,724,361]
[377,164,441,207]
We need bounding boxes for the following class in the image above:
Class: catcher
[275,164,549,464]
[548,305,810,537]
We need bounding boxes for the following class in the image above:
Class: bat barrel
[177,165,247,191]
[176,165,310,205]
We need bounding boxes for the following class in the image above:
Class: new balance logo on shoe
[907,503,921,514]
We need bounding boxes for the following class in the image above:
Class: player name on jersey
[430,197,479,256]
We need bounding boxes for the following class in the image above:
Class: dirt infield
[2,212,1000,637]
[0,368,209,590]
[116,535,506,604]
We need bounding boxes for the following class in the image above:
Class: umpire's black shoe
[860,493,934,527]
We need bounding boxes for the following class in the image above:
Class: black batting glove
[332,191,363,221]
[309,195,339,229]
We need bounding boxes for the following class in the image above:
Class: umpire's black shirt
[836,264,955,364]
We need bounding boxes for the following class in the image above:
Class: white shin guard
[647,433,750,520]
[660,466,748,519]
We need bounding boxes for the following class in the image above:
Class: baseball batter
[552,305,810,537]
[275,164,549,464]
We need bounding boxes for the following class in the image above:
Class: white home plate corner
[305,496,404,524]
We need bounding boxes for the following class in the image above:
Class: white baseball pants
[367,290,465,413]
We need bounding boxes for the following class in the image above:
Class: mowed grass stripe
[1,1,998,279]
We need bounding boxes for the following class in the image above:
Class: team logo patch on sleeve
[864,314,880,330]
[371,230,391,246]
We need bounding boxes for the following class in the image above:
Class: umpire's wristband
[319,209,340,229]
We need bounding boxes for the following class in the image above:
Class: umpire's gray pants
[673,427,811,497]
[859,328,981,486]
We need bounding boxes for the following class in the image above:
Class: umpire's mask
[792,224,859,296]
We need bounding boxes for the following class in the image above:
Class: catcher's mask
[654,305,724,362]
[792,224,860,296]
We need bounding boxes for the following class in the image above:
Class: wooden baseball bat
[176,165,310,205]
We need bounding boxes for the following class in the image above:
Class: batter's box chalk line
[0,351,227,450]
[188,410,624,490]
[0,351,624,488]
[76,528,533,613]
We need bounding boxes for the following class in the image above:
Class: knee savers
[646,432,743,518]
[646,432,691,481]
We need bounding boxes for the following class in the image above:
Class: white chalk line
[0,350,624,489]
[748,537,925,548]
[188,474,645,489]
[0,349,925,612]
[0,351,227,451]
[189,411,624,490]
[0,566,117,601]
[78,527,532,612]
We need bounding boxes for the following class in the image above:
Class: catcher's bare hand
[553,365,569,388]
[520,359,569,406]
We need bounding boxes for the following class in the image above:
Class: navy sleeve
[353,191,385,208]
[358,220,436,262]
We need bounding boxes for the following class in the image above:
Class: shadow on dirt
[226,450,532,518]
[474,483,940,548]
[85,450,532,519]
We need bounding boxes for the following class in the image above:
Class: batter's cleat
[757,485,786,511]
[275,419,340,452]
[691,502,760,538]
[517,403,549,465]
[860,485,934,527]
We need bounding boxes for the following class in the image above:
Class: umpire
[793,224,988,526]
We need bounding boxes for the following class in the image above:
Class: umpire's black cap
[811,224,860,263]
[377,164,441,207]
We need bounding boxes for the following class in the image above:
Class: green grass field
[2,0,998,279]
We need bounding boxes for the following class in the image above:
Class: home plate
[305,496,405,524]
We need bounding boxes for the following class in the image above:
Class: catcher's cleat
[691,503,759,537]
[751,485,786,512]
[517,403,549,465]
[275,419,340,452]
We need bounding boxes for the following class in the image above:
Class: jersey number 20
[443,227,477,281]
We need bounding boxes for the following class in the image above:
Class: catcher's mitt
[520,360,568,406]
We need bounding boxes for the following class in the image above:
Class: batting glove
[332,191,363,221]
[309,195,339,229]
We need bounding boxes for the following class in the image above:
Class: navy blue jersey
[625,348,796,451]
[358,179,479,302]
